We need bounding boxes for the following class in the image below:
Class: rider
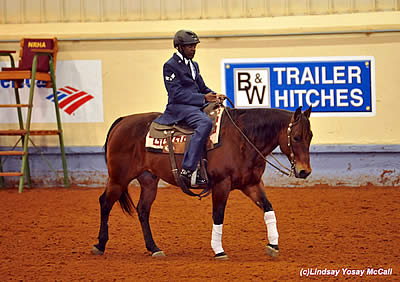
[154,29,225,187]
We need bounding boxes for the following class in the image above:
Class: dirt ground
[0,185,399,281]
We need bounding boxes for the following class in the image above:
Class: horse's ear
[291,106,302,122]
[304,106,312,119]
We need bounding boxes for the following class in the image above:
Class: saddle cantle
[149,122,194,138]
[150,122,194,138]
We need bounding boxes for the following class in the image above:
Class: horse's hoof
[91,245,104,255]
[214,252,229,260]
[266,244,279,258]
[152,251,166,257]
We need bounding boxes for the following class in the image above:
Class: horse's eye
[293,136,301,142]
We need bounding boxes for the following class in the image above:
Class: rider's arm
[163,62,206,106]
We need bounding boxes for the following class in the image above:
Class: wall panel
[268,0,287,16]
[354,0,375,12]
[43,0,62,23]
[2,0,23,24]
[125,0,141,21]
[0,0,399,23]
[63,0,82,22]
[84,0,102,22]
[202,0,224,19]
[375,0,396,10]
[309,0,331,15]
[182,0,202,19]
[1,0,24,23]
[23,0,42,23]
[245,0,265,17]
[103,0,122,21]
[142,0,161,20]
[162,0,181,20]
[226,0,244,18]
[287,0,307,15]
[332,0,352,13]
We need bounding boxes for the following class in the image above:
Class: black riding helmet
[173,30,200,48]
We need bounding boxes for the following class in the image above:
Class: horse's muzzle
[295,168,311,179]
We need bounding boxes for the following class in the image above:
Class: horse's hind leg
[136,171,164,257]
[92,181,124,255]
[241,180,279,258]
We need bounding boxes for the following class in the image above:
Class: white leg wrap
[211,224,224,254]
[264,211,279,245]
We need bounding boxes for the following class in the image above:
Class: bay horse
[92,105,313,259]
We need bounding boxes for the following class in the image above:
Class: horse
[92,105,313,259]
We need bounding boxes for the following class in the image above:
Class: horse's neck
[262,116,289,155]
[229,109,290,156]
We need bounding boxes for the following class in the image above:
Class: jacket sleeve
[163,62,206,106]
[194,62,214,94]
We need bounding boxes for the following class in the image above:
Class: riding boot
[180,168,207,187]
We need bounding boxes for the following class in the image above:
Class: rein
[222,97,294,176]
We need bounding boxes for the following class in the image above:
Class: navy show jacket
[154,53,214,125]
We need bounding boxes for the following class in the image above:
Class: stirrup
[180,169,207,188]
[167,134,210,198]
[190,169,208,188]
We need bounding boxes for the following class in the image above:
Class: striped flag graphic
[46,86,94,115]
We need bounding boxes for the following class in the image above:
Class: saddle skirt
[145,103,224,154]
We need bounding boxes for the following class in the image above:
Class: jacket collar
[173,52,196,79]
[175,51,191,65]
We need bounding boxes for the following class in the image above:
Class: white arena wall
[0,3,399,187]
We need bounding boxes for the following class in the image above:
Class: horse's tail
[103,117,124,164]
[119,190,135,216]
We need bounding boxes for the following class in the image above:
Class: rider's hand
[205,93,217,102]
[205,93,226,103]
[216,94,226,103]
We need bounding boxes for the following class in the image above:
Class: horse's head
[280,106,313,179]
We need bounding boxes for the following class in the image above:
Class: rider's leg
[180,110,212,182]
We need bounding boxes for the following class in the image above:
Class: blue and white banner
[221,56,375,117]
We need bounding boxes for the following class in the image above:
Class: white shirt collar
[176,51,191,65]
[176,51,196,79]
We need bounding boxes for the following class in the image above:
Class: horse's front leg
[241,180,279,258]
[211,178,231,260]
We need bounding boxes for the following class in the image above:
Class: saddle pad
[145,107,224,154]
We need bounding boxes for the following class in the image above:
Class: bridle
[286,121,296,174]
[222,98,295,177]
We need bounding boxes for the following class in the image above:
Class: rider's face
[180,44,197,59]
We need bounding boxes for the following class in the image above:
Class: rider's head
[173,30,200,60]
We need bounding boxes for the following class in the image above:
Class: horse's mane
[226,108,292,145]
